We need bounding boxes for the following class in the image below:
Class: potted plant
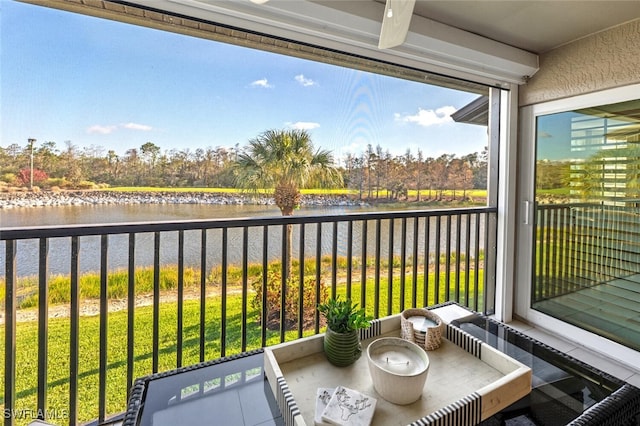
[317,296,372,367]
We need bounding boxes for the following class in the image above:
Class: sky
[1,0,488,164]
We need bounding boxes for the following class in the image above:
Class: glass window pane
[532,99,640,351]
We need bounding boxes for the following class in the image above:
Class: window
[532,98,640,351]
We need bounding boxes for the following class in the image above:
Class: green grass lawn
[0,270,484,425]
[104,187,358,196]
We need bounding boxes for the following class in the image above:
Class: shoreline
[0,189,367,209]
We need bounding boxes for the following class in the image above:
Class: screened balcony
[4,0,640,425]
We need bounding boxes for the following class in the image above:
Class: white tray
[264,307,531,426]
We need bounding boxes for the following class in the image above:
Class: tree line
[0,139,487,200]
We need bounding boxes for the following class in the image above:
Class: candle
[370,347,426,375]
[407,316,438,333]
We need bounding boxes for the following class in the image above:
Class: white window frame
[516,83,640,367]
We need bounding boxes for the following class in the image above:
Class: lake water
[1,204,484,277]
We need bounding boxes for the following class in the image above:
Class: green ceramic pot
[323,327,362,367]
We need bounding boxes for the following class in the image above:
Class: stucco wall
[520,19,640,106]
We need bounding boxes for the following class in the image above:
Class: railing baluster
[331,222,338,295]
[412,217,419,308]
[199,229,207,362]
[483,211,491,313]
[434,217,441,304]
[360,219,367,311]
[98,234,108,423]
[37,238,49,420]
[535,207,544,301]
[280,224,287,343]
[127,233,136,396]
[567,207,576,288]
[455,213,462,303]
[262,226,269,346]
[423,217,430,308]
[557,207,567,292]
[346,221,353,299]
[242,227,249,351]
[298,223,305,339]
[387,218,394,316]
[550,208,558,297]
[445,215,452,302]
[400,217,407,311]
[4,240,17,426]
[69,236,80,425]
[221,228,228,356]
[315,223,322,331]
[374,218,381,318]
[544,209,552,296]
[177,230,184,367]
[152,232,160,373]
[464,214,471,307]
[474,212,481,311]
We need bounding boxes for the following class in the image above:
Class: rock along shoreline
[0,190,367,209]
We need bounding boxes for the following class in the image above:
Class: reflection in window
[532,99,640,351]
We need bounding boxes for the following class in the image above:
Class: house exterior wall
[519,19,640,106]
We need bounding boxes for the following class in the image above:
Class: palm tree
[234,129,343,278]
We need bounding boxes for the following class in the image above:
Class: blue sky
[2,0,488,163]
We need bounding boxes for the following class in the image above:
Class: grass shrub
[251,269,328,330]
[1,252,483,311]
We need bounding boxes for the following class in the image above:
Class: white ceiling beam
[130,0,539,86]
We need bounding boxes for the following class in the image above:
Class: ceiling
[404,0,640,54]
[25,0,640,85]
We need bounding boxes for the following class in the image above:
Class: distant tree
[106,150,121,181]
[123,148,141,185]
[415,149,424,201]
[63,140,83,184]
[36,141,60,177]
[431,154,452,199]
[422,157,435,199]
[365,144,375,199]
[471,147,488,189]
[375,145,385,199]
[141,142,161,169]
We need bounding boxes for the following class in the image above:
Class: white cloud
[87,122,153,134]
[122,122,152,131]
[87,125,117,135]
[250,78,273,88]
[295,74,316,87]
[288,121,320,130]
[394,106,456,127]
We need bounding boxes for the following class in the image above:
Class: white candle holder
[366,337,430,405]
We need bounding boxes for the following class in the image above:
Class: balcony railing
[2,206,496,425]
[533,202,640,301]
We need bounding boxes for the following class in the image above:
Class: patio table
[122,349,284,426]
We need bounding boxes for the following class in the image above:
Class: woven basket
[400,308,443,351]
